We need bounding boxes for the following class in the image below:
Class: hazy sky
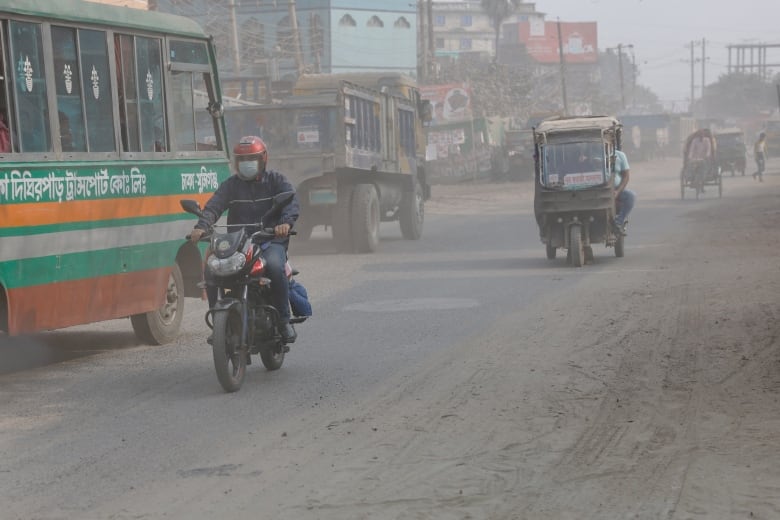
[542,0,780,109]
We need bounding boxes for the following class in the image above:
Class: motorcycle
[180,192,308,392]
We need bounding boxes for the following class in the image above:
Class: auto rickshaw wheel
[546,243,556,260]
[615,234,625,258]
[584,246,594,264]
[569,224,584,267]
[718,174,723,198]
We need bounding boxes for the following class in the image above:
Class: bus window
[9,21,50,152]
[134,37,166,152]
[51,26,86,152]
[116,34,140,151]
[0,27,11,153]
[170,70,196,150]
[79,29,115,152]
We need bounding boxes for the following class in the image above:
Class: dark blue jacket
[195,169,299,243]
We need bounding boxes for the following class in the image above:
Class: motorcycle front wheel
[212,307,247,392]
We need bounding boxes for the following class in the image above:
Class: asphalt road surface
[2,157,779,519]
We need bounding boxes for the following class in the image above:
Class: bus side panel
[5,267,171,335]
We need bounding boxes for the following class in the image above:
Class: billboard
[419,83,473,124]
[512,21,598,64]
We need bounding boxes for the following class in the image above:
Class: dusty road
[1,157,779,519]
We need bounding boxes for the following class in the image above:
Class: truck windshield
[224,107,335,154]
[542,141,607,188]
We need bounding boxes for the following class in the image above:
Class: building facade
[431,0,544,59]
[150,0,417,80]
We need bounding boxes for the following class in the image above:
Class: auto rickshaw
[681,128,721,199]
[533,116,624,267]
[713,127,746,177]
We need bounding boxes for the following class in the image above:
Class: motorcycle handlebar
[184,228,296,242]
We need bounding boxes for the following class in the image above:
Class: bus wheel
[131,263,184,345]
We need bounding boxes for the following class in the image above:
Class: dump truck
[224,73,431,253]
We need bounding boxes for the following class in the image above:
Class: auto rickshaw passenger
[612,149,635,235]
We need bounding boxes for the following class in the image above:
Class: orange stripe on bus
[0,194,214,228]
[6,267,173,335]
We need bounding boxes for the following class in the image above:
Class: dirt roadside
[93,159,780,519]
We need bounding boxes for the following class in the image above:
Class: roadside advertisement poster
[419,83,473,124]
[512,21,598,64]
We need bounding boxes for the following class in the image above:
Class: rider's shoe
[281,323,297,344]
[612,221,627,237]
[206,333,214,345]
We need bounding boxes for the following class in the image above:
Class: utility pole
[228,0,241,74]
[631,48,636,107]
[426,0,434,80]
[288,0,305,75]
[701,38,706,100]
[556,19,568,115]
[418,1,427,81]
[617,43,625,110]
[690,41,695,113]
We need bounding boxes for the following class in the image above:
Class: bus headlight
[207,251,246,277]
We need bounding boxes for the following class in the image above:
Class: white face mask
[236,160,259,180]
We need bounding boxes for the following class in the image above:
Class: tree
[701,73,777,119]
[480,0,523,63]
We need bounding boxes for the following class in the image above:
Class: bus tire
[399,178,424,240]
[131,263,184,345]
[351,184,380,253]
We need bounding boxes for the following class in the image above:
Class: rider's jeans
[261,242,292,323]
[205,242,291,323]
[615,189,636,226]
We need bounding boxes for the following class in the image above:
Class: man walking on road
[753,132,768,182]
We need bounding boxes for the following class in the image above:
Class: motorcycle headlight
[207,251,247,277]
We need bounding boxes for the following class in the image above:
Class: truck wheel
[332,184,354,252]
[399,179,424,240]
[294,219,314,241]
[131,263,184,345]
[351,184,380,253]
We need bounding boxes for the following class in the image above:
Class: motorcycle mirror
[180,199,204,217]
[260,191,295,224]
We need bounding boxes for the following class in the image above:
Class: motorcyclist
[189,136,300,343]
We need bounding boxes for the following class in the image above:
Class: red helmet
[233,136,268,180]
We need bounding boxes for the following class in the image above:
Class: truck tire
[399,178,424,240]
[332,184,354,252]
[351,184,380,253]
[130,263,184,345]
[294,218,314,241]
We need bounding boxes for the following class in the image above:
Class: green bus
[0,0,231,343]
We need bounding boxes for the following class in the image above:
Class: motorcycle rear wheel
[212,308,246,392]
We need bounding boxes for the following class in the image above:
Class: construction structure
[727,43,780,80]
